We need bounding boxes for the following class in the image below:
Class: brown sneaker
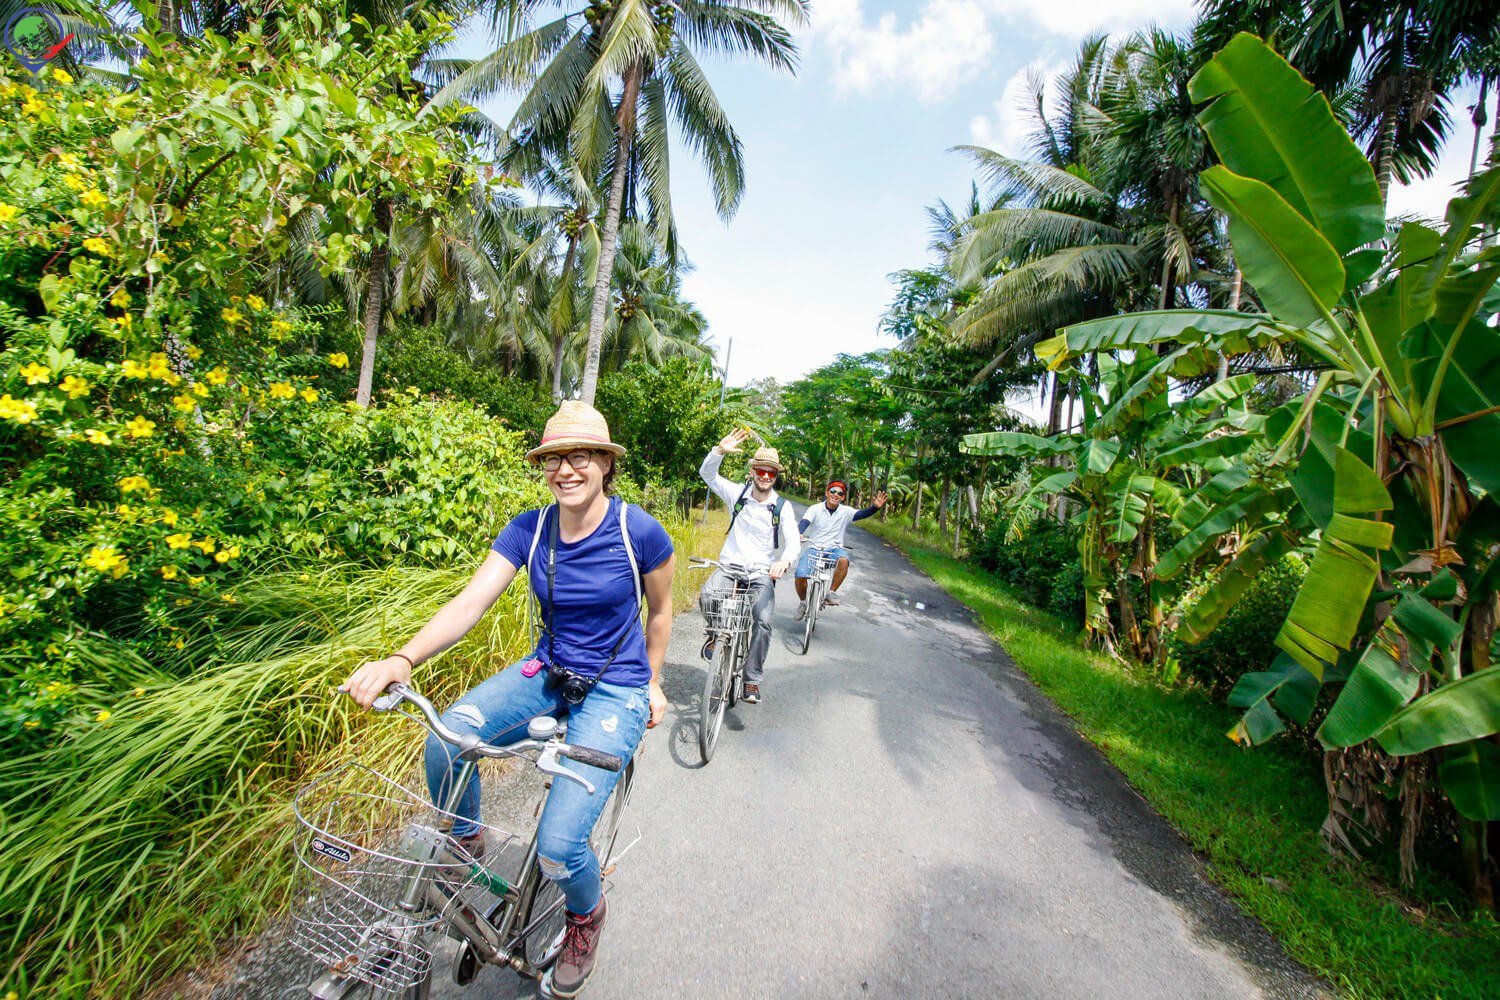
[742,683,761,704]
[549,895,606,997]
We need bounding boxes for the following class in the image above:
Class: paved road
[225,525,1319,999]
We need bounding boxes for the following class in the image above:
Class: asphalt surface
[221,524,1321,1000]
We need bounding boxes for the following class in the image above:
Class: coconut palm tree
[436,0,808,403]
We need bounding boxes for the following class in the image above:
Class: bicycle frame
[303,686,630,999]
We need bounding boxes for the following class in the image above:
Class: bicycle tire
[519,756,638,972]
[800,580,821,655]
[699,641,733,762]
[727,633,742,708]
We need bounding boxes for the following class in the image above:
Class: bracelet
[390,652,414,670]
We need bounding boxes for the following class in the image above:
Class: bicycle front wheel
[800,581,820,655]
[519,755,638,973]
[699,640,733,762]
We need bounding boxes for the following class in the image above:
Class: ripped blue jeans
[423,660,648,915]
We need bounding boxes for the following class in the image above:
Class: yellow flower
[117,475,151,493]
[159,565,179,580]
[110,288,131,308]
[82,237,112,256]
[84,547,128,578]
[270,319,293,337]
[214,544,241,564]
[84,428,112,445]
[112,313,133,330]
[22,720,39,730]
[62,173,85,192]
[221,307,244,325]
[0,394,38,424]
[187,575,204,587]
[184,344,202,361]
[80,189,108,210]
[205,367,229,386]
[22,96,45,118]
[221,592,239,605]
[95,710,112,723]
[172,393,196,412]
[20,362,50,385]
[133,687,146,696]
[121,359,148,379]
[192,537,216,554]
[60,374,90,399]
[146,353,173,379]
[165,532,192,550]
[57,151,81,170]
[300,387,319,403]
[0,203,19,223]
[116,503,136,518]
[268,382,295,400]
[174,597,192,606]
[45,680,63,695]
[124,415,156,438]
[160,509,179,527]
[49,67,74,85]
[327,352,349,368]
[246,294,265,311]
[172,637,185,649]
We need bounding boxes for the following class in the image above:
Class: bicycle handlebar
[351,683,623,790]
[687,556,758,579]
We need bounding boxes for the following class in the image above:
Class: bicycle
[798,547,840,656]
[294,683,636,1000]
[688,556,756,763]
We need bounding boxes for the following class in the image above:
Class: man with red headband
[793,481,886,620]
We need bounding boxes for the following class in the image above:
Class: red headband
[827,481,846,491]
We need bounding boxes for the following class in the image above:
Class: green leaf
[1189,33,1384,255]
[961,430,1072,458]
[1042,310,1276,370]
[1438,741,1500,822]
[1178,531,1296,643]
[1158,488,1283,581]
[111,126,146,157]
[1201,166,1345,329]
[1333,448,1392,514]
[1376,669,1500,755]
[1317,623,1420,748]
[1276,525,1385,679]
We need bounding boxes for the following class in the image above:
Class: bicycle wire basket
[288,760,522,992]
[702,589,754,637]
[810,550,840,576]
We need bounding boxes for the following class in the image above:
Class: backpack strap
[771,496,787,550]
[525,505,555,646]
[618,499,642,612]
[726,482,752,535]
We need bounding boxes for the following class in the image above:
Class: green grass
[0,512,721,999]
[864,519,1499,1000]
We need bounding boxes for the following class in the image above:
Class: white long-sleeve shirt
[699,450,800,572]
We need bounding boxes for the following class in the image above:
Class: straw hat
[525,401,627,463]
[749,446,784,473]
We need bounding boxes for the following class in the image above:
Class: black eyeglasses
[541,450,597,472]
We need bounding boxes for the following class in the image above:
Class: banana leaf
[1438,741,1500,822]
[961,430,1073,458]
[1201,166,1345,330]
[1376,669,1500,755]
[1188,33,1384,256]
[1317,617,1421,748]
[1227,653,1321,745]
[1178,530,1297,643]
[1158,488,1283,581]
[1041,310,1277,369]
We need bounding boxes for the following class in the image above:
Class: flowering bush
[0,7,521,744]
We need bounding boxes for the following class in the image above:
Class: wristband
[390,652,414,670]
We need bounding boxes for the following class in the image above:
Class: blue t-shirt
[493,497,673,688]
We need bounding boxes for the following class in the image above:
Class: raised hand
[874,490,888,508]
[716,427,750,454]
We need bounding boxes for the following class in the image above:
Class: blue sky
[458,1,1494,398]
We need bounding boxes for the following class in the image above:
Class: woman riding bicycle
[342,401,674,998]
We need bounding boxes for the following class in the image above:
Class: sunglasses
[751,467,778,478]
[827,488,845,496]
[541,450,597,472]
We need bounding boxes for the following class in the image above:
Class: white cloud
[968,58,1066,154]
[983,0,1198,37]
[814,0,996,102]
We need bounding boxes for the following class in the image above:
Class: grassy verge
[1,510,722,999]
[863,519,1499,1000]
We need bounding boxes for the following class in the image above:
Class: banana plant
[963,352,1263,662]
[1037,34,1500,903]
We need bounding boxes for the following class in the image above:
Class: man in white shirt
[698,429,800,704]
[795,481,886,619]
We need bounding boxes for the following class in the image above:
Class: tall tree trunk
[356,198,394,407]
[911,482,922,530]
[579,62,645,405]
[1046,370,1065,435]
[551,229,580,402]
[551,335,567,402]
[159,0,184,39]
[1216,267,1242,383]
[1374,101,1400,206]
[937,478,951,534]
[953,484,963,556]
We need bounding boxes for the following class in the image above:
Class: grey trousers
[699,570,777,685]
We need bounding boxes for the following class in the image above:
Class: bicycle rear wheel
[519,755,637,972]
[699,641,733,762]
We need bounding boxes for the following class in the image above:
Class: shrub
[974,516,1083,619]
[1172,555,1306,697]
[375,325,552,435]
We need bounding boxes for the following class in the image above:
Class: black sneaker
[548,895,606,998]
[742,684,761,704]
